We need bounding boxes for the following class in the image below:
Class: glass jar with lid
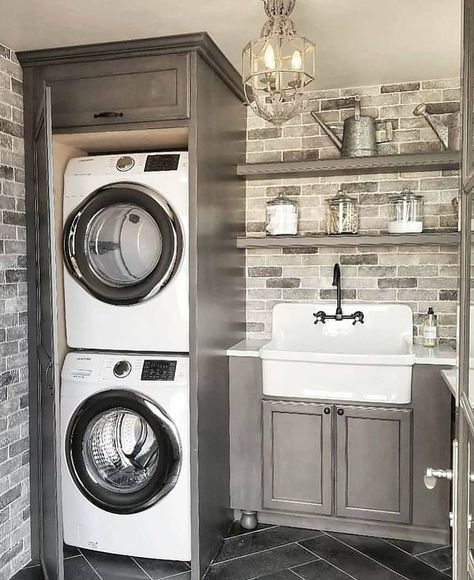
[326,191,359,235]
[266,193,299,236]
[388,188,424,234]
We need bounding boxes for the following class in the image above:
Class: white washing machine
[63,152,188,352]
[61,352,191,560]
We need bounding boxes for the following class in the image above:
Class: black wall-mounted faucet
[333,263,343,320]
[313,263,364,325]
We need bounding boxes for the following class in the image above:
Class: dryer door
[64,183,183,305]
[66,390,182,514]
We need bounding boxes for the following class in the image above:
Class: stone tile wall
[245,79,461,346]
[0,44,30,580]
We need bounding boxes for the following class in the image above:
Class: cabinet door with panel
[262,400,333,515]
[40,53,190,128]
[335,405,412,524]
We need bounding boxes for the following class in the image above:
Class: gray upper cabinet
[42,53,190,128]
[335,405,412,524]
[262,400,333,515]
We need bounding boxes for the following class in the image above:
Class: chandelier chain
[261,0,297,37]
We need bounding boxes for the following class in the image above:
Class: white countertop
[412,344,457,366]
[227,339,457,367]
[227,339,269,358]
[441,368,457,398]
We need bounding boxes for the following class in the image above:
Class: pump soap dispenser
[423,307,438,348]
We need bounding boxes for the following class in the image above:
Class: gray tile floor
[206,524,452,580]
[12,545,190,580]
[11,525,451,580]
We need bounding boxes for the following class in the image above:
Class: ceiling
[0,0,462,89]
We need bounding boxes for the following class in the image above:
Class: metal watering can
[413,103,461,151]
[310,96,393,158]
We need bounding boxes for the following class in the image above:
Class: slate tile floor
[206,523,452,580]
[12,545,190,580]
[11,525,451,580]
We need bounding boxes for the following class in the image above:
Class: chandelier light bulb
[291,50,302,71]
[264,43,276,70]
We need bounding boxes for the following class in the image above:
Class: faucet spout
[313,262,364,325]
[332,263,343,319]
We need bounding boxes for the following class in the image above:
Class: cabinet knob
[337,408,344,416]
[324,407,331,415]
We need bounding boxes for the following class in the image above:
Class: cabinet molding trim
[17,32,245,102]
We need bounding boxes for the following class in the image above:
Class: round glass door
[64,184,183,305]
[86,204,163,287]
[67,390,181,514]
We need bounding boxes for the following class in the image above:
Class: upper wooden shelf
[237,151,460,180]
[237,232,460,249]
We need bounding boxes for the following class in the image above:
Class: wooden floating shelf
[237,151,460,180]
[237,232,460,249]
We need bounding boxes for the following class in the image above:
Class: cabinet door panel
[336,406,412,523]
[33,86,64,580]
[43,54,190,128]
[263,401,332,515]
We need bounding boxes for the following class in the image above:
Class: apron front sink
[260,303,415,404]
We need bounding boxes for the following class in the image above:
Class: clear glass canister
[388,188,424,234]
[326,191,359,235]
[266,193,299,236]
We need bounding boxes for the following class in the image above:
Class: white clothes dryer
[63,152,188,352]
[61,352,191,560]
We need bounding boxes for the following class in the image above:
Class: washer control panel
[141,360,177,381]
[113,360,132,378]
[144,154,180,172]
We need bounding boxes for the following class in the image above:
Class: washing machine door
[64,183,183,305]
[66,390,182,514]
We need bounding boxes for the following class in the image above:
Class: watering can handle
[384,120,394,142]
[354,96,361,121]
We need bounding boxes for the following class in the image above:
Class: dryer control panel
[141,360,177,381]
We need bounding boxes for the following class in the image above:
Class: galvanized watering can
[311,96,393,158]
[413,103,461,151]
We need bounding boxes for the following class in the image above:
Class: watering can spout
[310,110,343,151]
[413,103,449,150]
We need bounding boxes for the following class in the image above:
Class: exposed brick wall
[0,44,30,580]
[246,79,461,346]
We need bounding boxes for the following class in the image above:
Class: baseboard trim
[233,509,450,545]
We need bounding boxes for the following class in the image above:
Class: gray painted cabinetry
[230,357,452,544]
[262,401,333,515]
[20,33,246,580]
[335,405,411,523]
[46,54,191,128]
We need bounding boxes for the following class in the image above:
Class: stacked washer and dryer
[60,152,192,560]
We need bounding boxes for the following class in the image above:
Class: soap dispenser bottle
[423,307,438,347]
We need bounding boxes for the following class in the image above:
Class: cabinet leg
[240,511,258,530]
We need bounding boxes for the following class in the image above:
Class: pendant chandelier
[242,0,316,125]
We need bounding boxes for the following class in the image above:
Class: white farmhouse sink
[260,303,415,404]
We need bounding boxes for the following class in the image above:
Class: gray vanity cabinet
[230,358,451,543]
[43,53,190,128]
[262,401,333,515]
[335,405,412,524]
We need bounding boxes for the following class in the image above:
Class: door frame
[455,0,474,577]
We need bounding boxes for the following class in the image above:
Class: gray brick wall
[0,44,30,580]
[246,79,461,346]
